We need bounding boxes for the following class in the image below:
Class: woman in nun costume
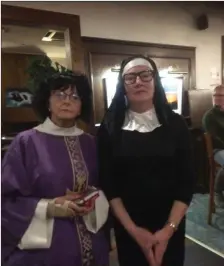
[2,71,109,266]
[98,55,195,266]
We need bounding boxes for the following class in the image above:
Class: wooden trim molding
[82,37,196,51]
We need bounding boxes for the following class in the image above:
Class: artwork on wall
[103,71,119,108]
[160,76,183,114]
[5,88,33,108]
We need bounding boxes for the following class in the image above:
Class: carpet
[186,193,224,256]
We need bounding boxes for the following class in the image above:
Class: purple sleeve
[1,132,39,259]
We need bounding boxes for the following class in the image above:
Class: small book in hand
[75,187,99,206]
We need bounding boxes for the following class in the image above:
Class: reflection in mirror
[2,24,67,67]
[1,24,68,137]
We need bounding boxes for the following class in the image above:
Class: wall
[4,1,224,90]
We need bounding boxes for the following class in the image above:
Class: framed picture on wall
[160,76,183,114]
[5,88,33,108]
[103,72,119,108]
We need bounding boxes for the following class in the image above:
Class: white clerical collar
[34,117,84,136]
[122,107,161,133]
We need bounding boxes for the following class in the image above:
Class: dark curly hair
[32,72,92,123]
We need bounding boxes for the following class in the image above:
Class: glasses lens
[124,70,154,85]
[71,94,80,101]
[124,74,137,85]
[54,91,80,101]
[139,71,153,81]
[54,91,66,100]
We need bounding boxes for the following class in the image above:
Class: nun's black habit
[97,55,195,266]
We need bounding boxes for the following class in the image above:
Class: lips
[61,109,71,112]
[134,90,147,94]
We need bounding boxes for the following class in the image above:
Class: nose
[135,76,142,84]
[64,95,71,103]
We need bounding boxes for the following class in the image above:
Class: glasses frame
[213,94,224,97]
[123,70,155,85]
[52,91,81,102]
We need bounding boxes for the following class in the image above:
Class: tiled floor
[109,238,224,266]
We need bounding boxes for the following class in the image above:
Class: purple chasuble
[2,129,109,266]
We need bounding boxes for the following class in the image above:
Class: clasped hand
[132,226,174,266]
[47,190,95,218]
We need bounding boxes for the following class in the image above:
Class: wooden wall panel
[2,53,38,123]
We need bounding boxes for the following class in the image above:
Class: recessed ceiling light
[42,37,52,42]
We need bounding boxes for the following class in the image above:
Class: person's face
[49,86,81,121]
[213,86,224,110]
[123,65,155,104]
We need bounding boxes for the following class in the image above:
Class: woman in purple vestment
[2,71,109,266]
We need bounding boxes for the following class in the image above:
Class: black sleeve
[97,125,120,201]
[173,115,196,206]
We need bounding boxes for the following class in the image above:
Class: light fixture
[42,37,52,42]
[42,31,56,42]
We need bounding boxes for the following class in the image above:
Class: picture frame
[5,87,33,108]
[161,76,183,115]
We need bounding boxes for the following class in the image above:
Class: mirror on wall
[2,24,68,124]
[2,24,67,66]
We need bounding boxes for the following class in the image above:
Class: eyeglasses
[53,91,80,102]
[213,94,224,97]
[123,70,154,85]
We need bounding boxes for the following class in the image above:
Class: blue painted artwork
[5,88,33,108]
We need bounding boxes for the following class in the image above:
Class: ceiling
[2,24,66,59]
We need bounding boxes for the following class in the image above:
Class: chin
[133,96,153,102]
[58,114,76,120]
